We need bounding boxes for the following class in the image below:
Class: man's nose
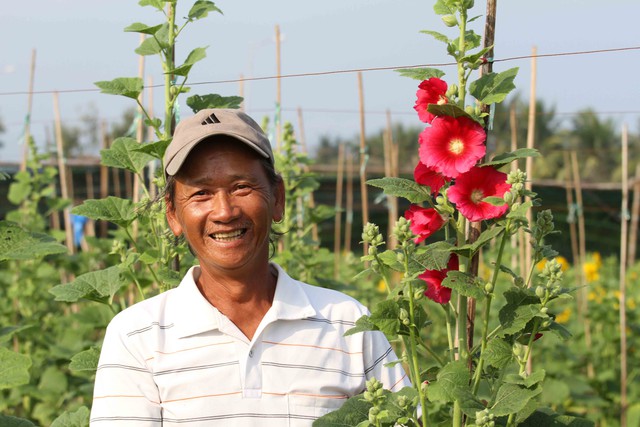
[209,192,240,222]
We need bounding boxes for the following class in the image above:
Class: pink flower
[414,162,449,195]
[418,115,486,179]
[404,205,445,243]
[448,166,511,222]
[414,78,448,124]
[419,255,459,304]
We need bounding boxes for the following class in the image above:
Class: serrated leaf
[547,321,572,340]
[491,383,542,416]
[186,94,243,112]
[187,0,223,21]
[71,197,136,227]
[484,337,514,369]
[0,221,68,261]
[133,139,170,160]
[451,226,505,258]
[0,347,31,389]
[413,241,455,271]
[483,148,540,168]
[344,315,378,337]
[169,46,208,77]
[138,0,164,10]
[395,67,446,81]
[442,270,485,300]
[50,266,127,304]
[369,299,402,337]
[101,137,155,174]
[469,67,519,105]
[427,103,475,121]
[124,22,163,35]
[0,325,33,344]
[420,29,449,44]
[482,196,506,206]
[426,360,470,403]
[519,408,594,426]
[7,179,30,204]
[95,77,144,100]
[503,369,545,388]
[0,416,36,427]
[69,347,101,372]
[433,0,456,15]
[135,36,162,56]
[499,299,543,337]
[367,177,433,204]
[50,406,91,427]
[313,392,371,426]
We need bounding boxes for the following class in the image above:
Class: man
[90,109,409,426]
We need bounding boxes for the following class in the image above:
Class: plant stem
[164,3,177,141]
[443,304,456,363]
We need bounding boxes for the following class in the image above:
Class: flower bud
[364,391,374,401]
[465,105,475,115]
[540,306,548,314]
[535,286,546,299]
[414,289,424,301]
[484,282,494,294]
[503,191,513,205]
[399,308,409,320]
[442,14,458,27]
[368,246,378,256]
[396,252,405,263]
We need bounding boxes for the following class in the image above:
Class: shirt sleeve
[90,318,162,426]
[363,330,412,392]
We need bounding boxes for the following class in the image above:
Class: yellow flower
[592,252,602,268]
[583,262,600,283]
[377,279,387,293]
[588,286,606,303]
[556,256,570,271]
[555,307,571,324]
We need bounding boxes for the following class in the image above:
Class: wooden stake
[99,120,109,237]
[132,34,146,238]
[296,107,319,242]
[627,163,640,266]
[509,104,521,272]
[20,49,37,172]
[619,124,629,427]
[384,110,398,249]
[357,72,369,257]
[524,46,537,280]
[239,73,245,112]
[334,143,345,278]
[275,24,282,150]
[563,151,580,273]
[53,92,75,254]
[147,75,157,199]
[344,149,354,254]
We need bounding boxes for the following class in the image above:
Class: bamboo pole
[334,143,346,278]
[619,124,629,427]
[132,34,146,238]
[563,151,580,272]
[509,104,521,273]
[275,24,282,150]
[344,149,354,254]
[99,120,109,237]
[357,72,369,257]
[570,149,594,379]
[296,107,319,242]
[147,75,157,199]
[524,46,537,280]
[239,73,245,112]
[53,92,75,254]
[627,163,640,266]
[384,110,398,249]
[20,49,37,172]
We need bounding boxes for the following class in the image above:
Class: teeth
[211,230,244,241]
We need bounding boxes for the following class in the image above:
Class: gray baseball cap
[163,108,274,176]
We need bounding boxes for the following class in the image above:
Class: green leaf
[451,226,505,259]
[368,299,402,337]
[101,137,155,174]
[504,370,546,388]
[95,77,144,100]
[170,46,208,77]
[0,220,68,261]
[547,321,572,340]
[187,1,223,21]
[344,315,378,336]
[433,0,456,15]
[7,175,31,204]
[0,325,33,344]
[124,22,163,35]
[442,270,485,300]
[395,67,445,81]
[50,266,127,304]
[413,241,455,271]
[138,0,164,11]
[69,347,101,372]
[133,139,171,160]
[482,196,506,206]
[0,347,31,390]
[312,393,371,426]
[469,67,519,105]
[39,366,68,395]
[71,197,136,227]
[482,148,540,168]
[135,36,162,56]
[427,104,475,121]
[491,383,542,416]
[0,416,36,427]
[50,406,91,427]
[519,408,595,426]
[426,360,470,403]
[499,304,543,337]
[484,337,514,369]
[367,177,433,204]
[420,29,450,44]
[186,94,243,112]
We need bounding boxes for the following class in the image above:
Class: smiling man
[90,109,409,426]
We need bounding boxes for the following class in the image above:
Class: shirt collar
[171,263,316,339]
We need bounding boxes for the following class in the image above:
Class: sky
[1,0,639,163]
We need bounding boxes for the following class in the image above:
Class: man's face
[166,139,284,276]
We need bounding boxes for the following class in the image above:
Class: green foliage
[0,347,31,389]
[0,221,67,261]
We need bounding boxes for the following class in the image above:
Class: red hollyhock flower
[414,162,449,195]
[419,255,459,304]
[418,115,486,179]
[404,205,445,243]
[414,78,448,124]
[448,166,511,222]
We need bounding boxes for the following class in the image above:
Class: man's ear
[166,197,183,237]
[272,178,286,223]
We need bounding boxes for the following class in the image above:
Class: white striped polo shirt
[90,263,410,426]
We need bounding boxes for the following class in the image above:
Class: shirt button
[249,350,254,358]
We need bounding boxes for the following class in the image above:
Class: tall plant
[315,0,592,426]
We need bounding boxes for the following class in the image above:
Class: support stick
[619,124,629,427]
[334,143,346,279]
[53,92,75,254]
[275,24,282,150]
[357,72,369,257]
[20,49,37,172]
